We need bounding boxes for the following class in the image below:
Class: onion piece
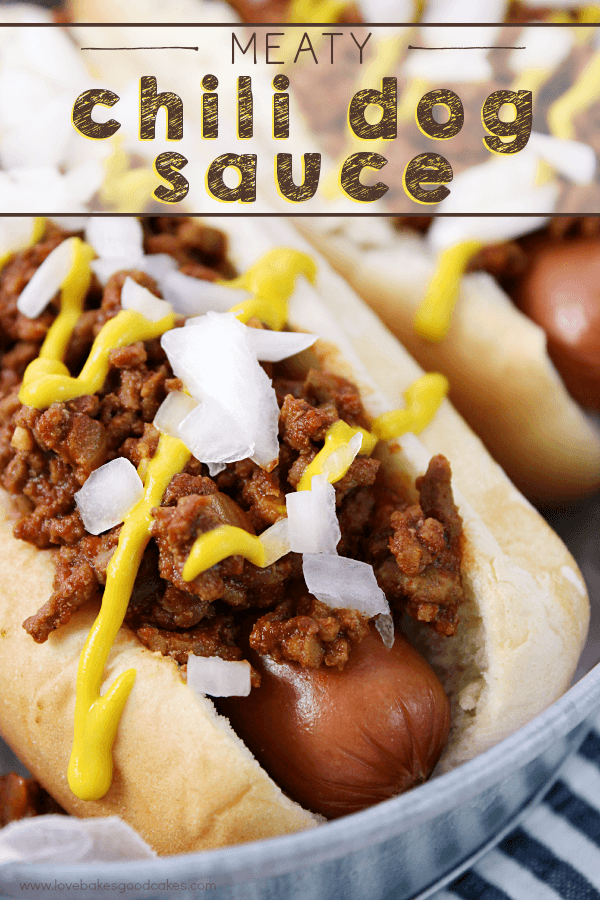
[74,458,144,535]
[50,217,89,232]
[85,217,144,261]
[91,252,178,288]
[528,131,596,186]
[302,553,390,617]
[187,655,252,698]
[162,270,250,317]
[140,253,178,282]
[153,391,197,439]
[375,613,395,650]
[178,398,253,466]
[207,461,226,477]
[91,256,142,287]
[162,312,279,470]
[286,475,340,554]
[0,217,39,257]
[259,517,291,567]
[16,236,75,318]
[120,276,172,322]
[246,328,318,363]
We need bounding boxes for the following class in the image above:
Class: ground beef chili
[0,773,64,826]
[0,217,465,681]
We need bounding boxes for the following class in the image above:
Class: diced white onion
[259,517,291,567]
[528,132,596,186]
[0,217,37,257]
[509,26,572,72]
[302,553,390,617]
[286,475,340,554]
[50,217,88,232]
[140,252,178,281]
[162,312,279,470]
[178,398,254,466]
[427,152,558,249]
[16,236,75,318]
[420,0,508,24]
[91,253,178,288]
[404,45,492,83]
[91,256,142,287]
[207,461,227,477]
[358,0,414,22]
[85,217,144,261]
[120,276,172,322]
[74,457,144,535]
[375,613,395,650]
[161,270,250,317]
[246,328,318,363]
[187,655,251,697]
[153,390,197,438]
[322,432,363,482]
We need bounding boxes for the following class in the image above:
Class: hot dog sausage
[219,625,450,819]
[514,236,600,411]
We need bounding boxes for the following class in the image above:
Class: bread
[0,216,589,854]
[293,218,600,505]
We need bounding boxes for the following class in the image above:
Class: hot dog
[0,214,589,857]
[62,0,600,509]
[219,626,450,819]
[295,214,600,505]
[159,0,600,503]
[503,221,600,411]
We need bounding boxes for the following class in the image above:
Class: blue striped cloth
[431,711,600,900]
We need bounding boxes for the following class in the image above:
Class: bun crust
[294,220,600,505]
[0,217,589,853]
[0,493,317,855]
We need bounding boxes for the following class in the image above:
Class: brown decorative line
[80,46,198,50]
[1,22,596,27]
[408,45,525,50]
[0,213,594,218]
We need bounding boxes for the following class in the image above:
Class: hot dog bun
[216,215,589,770]
[293,218,600,505]
[0,216,589,854]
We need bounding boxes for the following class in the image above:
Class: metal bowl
[0,660,598,900]
[1,490,600,900]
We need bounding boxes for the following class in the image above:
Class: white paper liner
[0,815,155,865]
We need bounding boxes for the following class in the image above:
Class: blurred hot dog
[510,226,600,411]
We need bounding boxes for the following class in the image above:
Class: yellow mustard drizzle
[0,217,45,271]
[100,139,156,213]
[372,373,449,440]
[579,6,600,23]
[297,419,377,491]
[535,159,555,186]
[414,240,483,342]
[225,248,317,331]
[39,239,95,363]
[68,433,191,800]
[20,308,175,409]
[182,524,266,582]
[182,422,378,578]
[548,53,600,140]
[288,0,349,22]
[510,67,551,97]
